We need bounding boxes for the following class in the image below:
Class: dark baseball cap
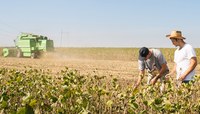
[139,47,149,60]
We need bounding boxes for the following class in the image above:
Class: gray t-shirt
[138,49,169,72]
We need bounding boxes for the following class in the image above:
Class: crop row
[0,67,199,114]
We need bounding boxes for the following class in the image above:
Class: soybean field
[0,47,200,113]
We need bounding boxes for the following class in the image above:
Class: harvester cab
[2,33,54,58]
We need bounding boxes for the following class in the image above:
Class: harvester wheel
[31,53,36,59]
[17,49,22,58]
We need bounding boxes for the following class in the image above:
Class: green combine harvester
[3,33,54,58]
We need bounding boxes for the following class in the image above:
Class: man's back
[138,48,169,72]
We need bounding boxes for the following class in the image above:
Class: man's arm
[150,63,168,85]
[161,63,176,82]
[134,70,145,88]
[178,57,197,81]
[152,50,168,80]
[156,63,168,79]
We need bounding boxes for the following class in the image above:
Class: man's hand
[178,75,185,81]
[133,83,139,90]
[133,73,144,90]
[150,76,159,85]
[165,74,171,82]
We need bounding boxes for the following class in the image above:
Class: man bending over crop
[134,47,169,91]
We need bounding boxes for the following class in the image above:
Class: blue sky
[0,0,200,47]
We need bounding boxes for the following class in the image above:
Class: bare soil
[0,56,199,81]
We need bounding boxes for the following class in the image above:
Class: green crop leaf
[51,96,58,103]
[130,102,139,109]
[154,98,163,105]
[17,105,34,114]
[29,99,37,107]
[106,100,113,107]
[1,100,8,108]
[132,88,139,95]
[143,100,148,106]
[17,107,26,114]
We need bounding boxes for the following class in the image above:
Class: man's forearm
[135,77,142,87]
[135,70,145,87]
[156,64,167,79]
[179,57,197,81]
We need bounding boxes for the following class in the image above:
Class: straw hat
[166,30,186,39]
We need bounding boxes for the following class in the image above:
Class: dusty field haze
[0,47,200,81]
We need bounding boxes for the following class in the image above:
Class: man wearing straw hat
[166,30,197,83]
[134,47,169,91]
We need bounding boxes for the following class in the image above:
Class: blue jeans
[182,80,194,84]
[182,80,192,83]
